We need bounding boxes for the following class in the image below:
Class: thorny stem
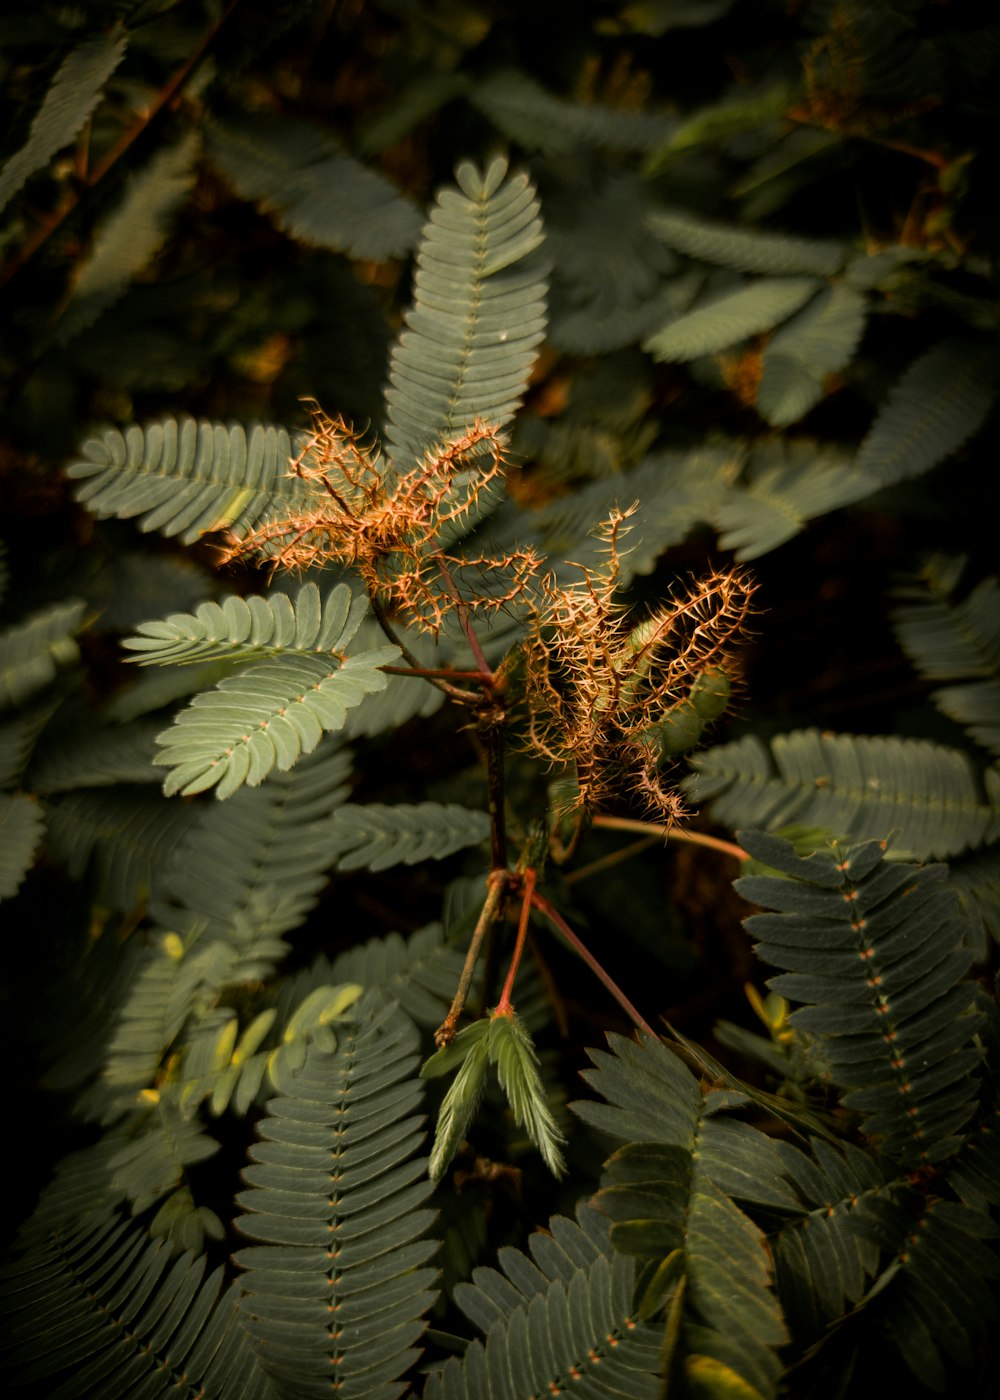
[435,869,510,1047]
[0,0,243,293]
[496,868,536,1013]
[530,890,658,1041]
[592,815,748,862]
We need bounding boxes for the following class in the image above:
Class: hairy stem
[435,870,510,1047]
[592,815,748,862]
[530,890,657,1040]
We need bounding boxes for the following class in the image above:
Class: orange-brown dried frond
[224,409,528,636]
[383,544,542,637]
[518,511,754,820]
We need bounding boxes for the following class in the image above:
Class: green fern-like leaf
[154,740,353,938]
[0,25,127,212]
[0,702,55,786]
[329,801,491,872]
[0,792,44,900]
[424,1206,665,1400]
[770,1137,886,1340]
[234,995,438,1399]
[423,1009,568,1179]
[736,830,982,1164]
[578,1035,790,1397]
[207,109,422,260]
[647,208,845,277]
[125,579,369,667]
[713,439,873,559]
[382,154,546,469]
[857,337,1000,486]
[66,415,320,544]
[0,598,86,708]
[862,1194,1000,1391]
[107,1100,221,1214]
[892,563,1000,758]
[44,787,195,913]
[28,714,161,792]
[0,1206,278,1399]
[644,275,821,361]
[153,630,397,798]
[686,729,1000,859]
[55,132,200,344]
[544,170,680,354]
[757,282,867,426]
[470,66,672,154]
[329,923,468,1027]
[340,617,446,738]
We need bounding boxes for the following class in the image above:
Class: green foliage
[0,25,128,211]
[145,585,397,798]
[0,599,86,707]
[644,275,822,362]
[686,729,1000,859]
[3,2,999,1396]
[892,557,1000,759]
[857,338,1000,487]
[735,831,981,1165]
[207,109,423,260]
[329,802,491,872]
[424,1207,665,1400]
[234,995,438,1399]
[66,418,315,544]
[382,153,546,468]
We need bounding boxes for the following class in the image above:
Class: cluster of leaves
[2,1,999,1396]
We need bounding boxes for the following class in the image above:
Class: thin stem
[370,594,478,702]
[482,721,508,872]
[0,0,243,293]
[435,870,510,1047]
[380,665,488,683]
[496,868,536,1012]
[564,835,660,886]
[592,815,748,862]
[530,890,657,1041]
[433,554,495,684]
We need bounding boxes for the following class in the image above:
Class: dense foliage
[2,1,998,1396]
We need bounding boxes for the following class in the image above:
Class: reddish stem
[433,554,495,685]
[530,890,657,1041]
[496,868,536,1012]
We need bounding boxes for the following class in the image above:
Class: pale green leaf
[0,26,127,212]
[644,277,821,361]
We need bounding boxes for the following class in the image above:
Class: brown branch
[434,869,511,1047]
[370,594,478,702]
[0,0,243,293]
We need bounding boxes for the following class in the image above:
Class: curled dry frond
[521,509,755,820]
[225,404,541,634]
